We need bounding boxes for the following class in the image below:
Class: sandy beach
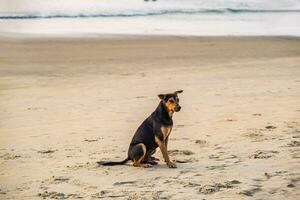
[0,36,300,199]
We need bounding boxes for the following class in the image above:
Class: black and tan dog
[97,90,183,168]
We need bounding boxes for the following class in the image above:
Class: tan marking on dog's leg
[155,136,176,168]
[155,136,170,163]
[165,137,169,149]
[161,126,172,141]
[132,143,149,168]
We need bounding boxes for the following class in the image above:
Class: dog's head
[158,90,183,113]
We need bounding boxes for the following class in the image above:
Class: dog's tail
[97,157,130,166]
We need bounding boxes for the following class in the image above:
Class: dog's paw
[142,164,152,168]
[167,161,177,168]
[148,160,158,165]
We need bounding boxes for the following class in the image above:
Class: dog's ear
[175,90,183,94]
[158,94,166,100]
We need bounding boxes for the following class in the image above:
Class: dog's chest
[160,125,172,141]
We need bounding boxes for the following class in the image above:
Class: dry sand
[0,36,300,199]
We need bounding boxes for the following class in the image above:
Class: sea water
[0,0,300,36]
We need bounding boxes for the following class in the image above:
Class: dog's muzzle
[175,105,181,112]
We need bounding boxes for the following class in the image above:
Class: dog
[97,90,183,168]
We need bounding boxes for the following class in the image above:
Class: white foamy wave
[1,0,300,18]
[1,0,300,36]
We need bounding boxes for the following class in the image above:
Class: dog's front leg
[155,136,176,168]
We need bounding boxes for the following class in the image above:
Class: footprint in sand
[41,175,71,188]
[206,164,227,171]
[92,190,126,198]
[252,113,262,116]
[168,149,194,156]
[0,188,7,195]
[242,128,266,142]
[83,137,103,142]
[195,139,208,148]
[38,191,81,199]
[52,176,70,184]
[292,128,300,133]
[113,181,137,186]
[175,158,197,163]
[284,121,300,129]
[249,150,279,159]
[0,152,21,160]
[198,180,241,194]
[286,177,300,188]
[239,187,262,197]
[287,140,300,147]
[265,125,277,130]
[168,150,196,163]
[37,149,57,154]
[66,162,92,170]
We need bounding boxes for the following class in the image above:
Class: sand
[0,36,300,199]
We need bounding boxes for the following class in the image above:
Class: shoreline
[1,32,300,40]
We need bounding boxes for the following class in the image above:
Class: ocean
[1,0,300,36]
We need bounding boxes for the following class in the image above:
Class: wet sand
[0,36,300,199]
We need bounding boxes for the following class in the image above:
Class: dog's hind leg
[129,143,150,168]
[142,149,158,165]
